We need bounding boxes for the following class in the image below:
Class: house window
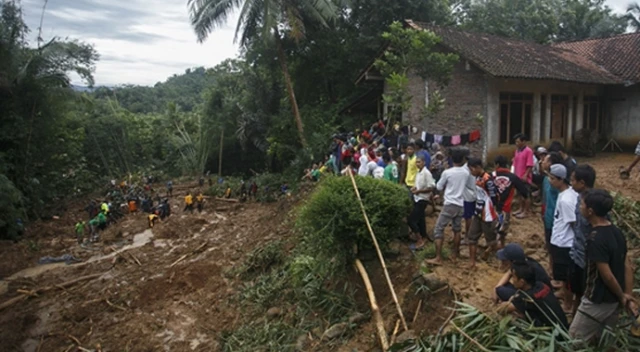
[499,93,533,144]
[583,96,600,133]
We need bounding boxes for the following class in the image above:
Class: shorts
[550,244,571,281]
[434,204,464,239]
[463,201,476,220]
[466,217,498,245]
[568,262,585,296]
[569,297,620,342]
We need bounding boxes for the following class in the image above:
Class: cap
[496,243,526,262]
[536,147,547,154]
[549,164,567,180]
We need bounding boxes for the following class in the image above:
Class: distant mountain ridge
[87,67,215,114]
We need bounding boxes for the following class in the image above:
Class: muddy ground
[0,152,638,351]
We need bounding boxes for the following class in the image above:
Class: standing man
[166,180,173,197]
[570,189,637,342]
[414,139,432,170]
[184,192,194,213]
[548,141,576,182]
[402,143,418,200]
[625,140,640,174]
[383,153,400,184]
[426,149,476,265]
[512,133,534,218]
[466,158,499,268]
[408,155,436,250]
[492,156,530,248]
[548,164,579,312]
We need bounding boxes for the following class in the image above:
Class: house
[352,20,640,161]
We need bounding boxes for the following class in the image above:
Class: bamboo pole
[354,259,389,351]
[348,170,408,331]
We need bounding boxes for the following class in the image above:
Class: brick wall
[402,59,488,159]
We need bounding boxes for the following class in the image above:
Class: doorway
[551,95,568,140]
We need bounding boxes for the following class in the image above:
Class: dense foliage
[298,176,412,255]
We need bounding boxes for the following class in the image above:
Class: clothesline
[397,125,482,147]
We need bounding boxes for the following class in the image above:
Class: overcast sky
[19,0,633,87]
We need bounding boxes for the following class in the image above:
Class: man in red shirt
[493,155,530,248]
[512,133,534,219]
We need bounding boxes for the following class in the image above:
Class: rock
[295,334,309,351]
[395,330,417,344]
[322,322,349,340]
[421,273,447,291]
[348,312,369,325]
[266,307,282,319]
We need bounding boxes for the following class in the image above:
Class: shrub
[298,175,411,257]
[0,174,25,240]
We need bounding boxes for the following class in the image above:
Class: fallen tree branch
[105,299,127,311]
[412,300,422,324]
[612,209,640,240]
[215,197,239,203]
[389,319,401,346]
[451,322,491,352]
[129,252,142,266]
[0,273,103,311]
[348,170,408,331]
[169,242,208,268]
[354,258,389,351]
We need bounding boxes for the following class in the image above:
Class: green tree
[374,22,458,126]
[456,0,626,43]
[628,2,640,32]
[187,0,340,148]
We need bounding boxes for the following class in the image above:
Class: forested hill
[91,67,215,113]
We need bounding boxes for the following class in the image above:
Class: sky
[19,0,633,87]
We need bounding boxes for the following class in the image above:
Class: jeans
[408,200,428,239]
[496,283,517,302]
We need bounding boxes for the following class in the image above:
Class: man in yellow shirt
[148,213,160,228]
[184,193,194,213]
[403,143,418,200]
[196,193,205,213]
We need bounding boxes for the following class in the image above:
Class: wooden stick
[169,243,207,268]
[412,300,422,324]
[389,319,401,346]
[451,323,491,352]
[67,334,82,346]
[0,273,103,311]
[215,197,239,203]
[129,252,142,266]
[105,299,127,311]
[348,170,408,331]
[354,259,389,351]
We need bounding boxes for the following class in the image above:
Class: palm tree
[628,2,640,32]
[187,0,340,148]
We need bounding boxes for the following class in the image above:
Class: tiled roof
[553,33,640,84]
[406,21,623,85]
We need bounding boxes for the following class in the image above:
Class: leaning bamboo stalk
[348,170,408,331]
[354,258,389,351]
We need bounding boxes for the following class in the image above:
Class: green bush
[298,175,411,256]
[0,174,25,240]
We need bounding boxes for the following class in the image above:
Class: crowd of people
[310,120,638,343]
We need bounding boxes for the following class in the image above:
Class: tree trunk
[218,128,224,177]
[273,27,307,148]
[354,258,389,351]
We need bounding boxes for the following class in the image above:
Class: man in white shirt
[409,155,436,249]
[426,149,476,265]
[548,164,579,312]
[358,155,369,176]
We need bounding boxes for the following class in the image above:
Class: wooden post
[218,128,224,177]
[354,259,389,350]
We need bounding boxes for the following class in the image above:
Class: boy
[148,212,160,228]
[409,155,436,250]
[569,165,596,313]
[74,221,86,244]
[383,153,399,184]
[512,133,534,218]
[499,262,569,329]
[461,148,477,238]
[466,158,499,268]
[402,143,418,191]
[493,243,552,303]
[184,192,194,213]
[492,156,530,248]
[570,189,638,342]
[548,164,579,312]
[426,149,476,265]
[196,192,205,213]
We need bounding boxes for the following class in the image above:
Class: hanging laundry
[460,133,470,145]
[451,135,461,145]
[425,133,435,144]
[421,131,427,142]
[442,135,452,147]
[469,130,481,142]
[434,134,443,144]
[401,126,409,135]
